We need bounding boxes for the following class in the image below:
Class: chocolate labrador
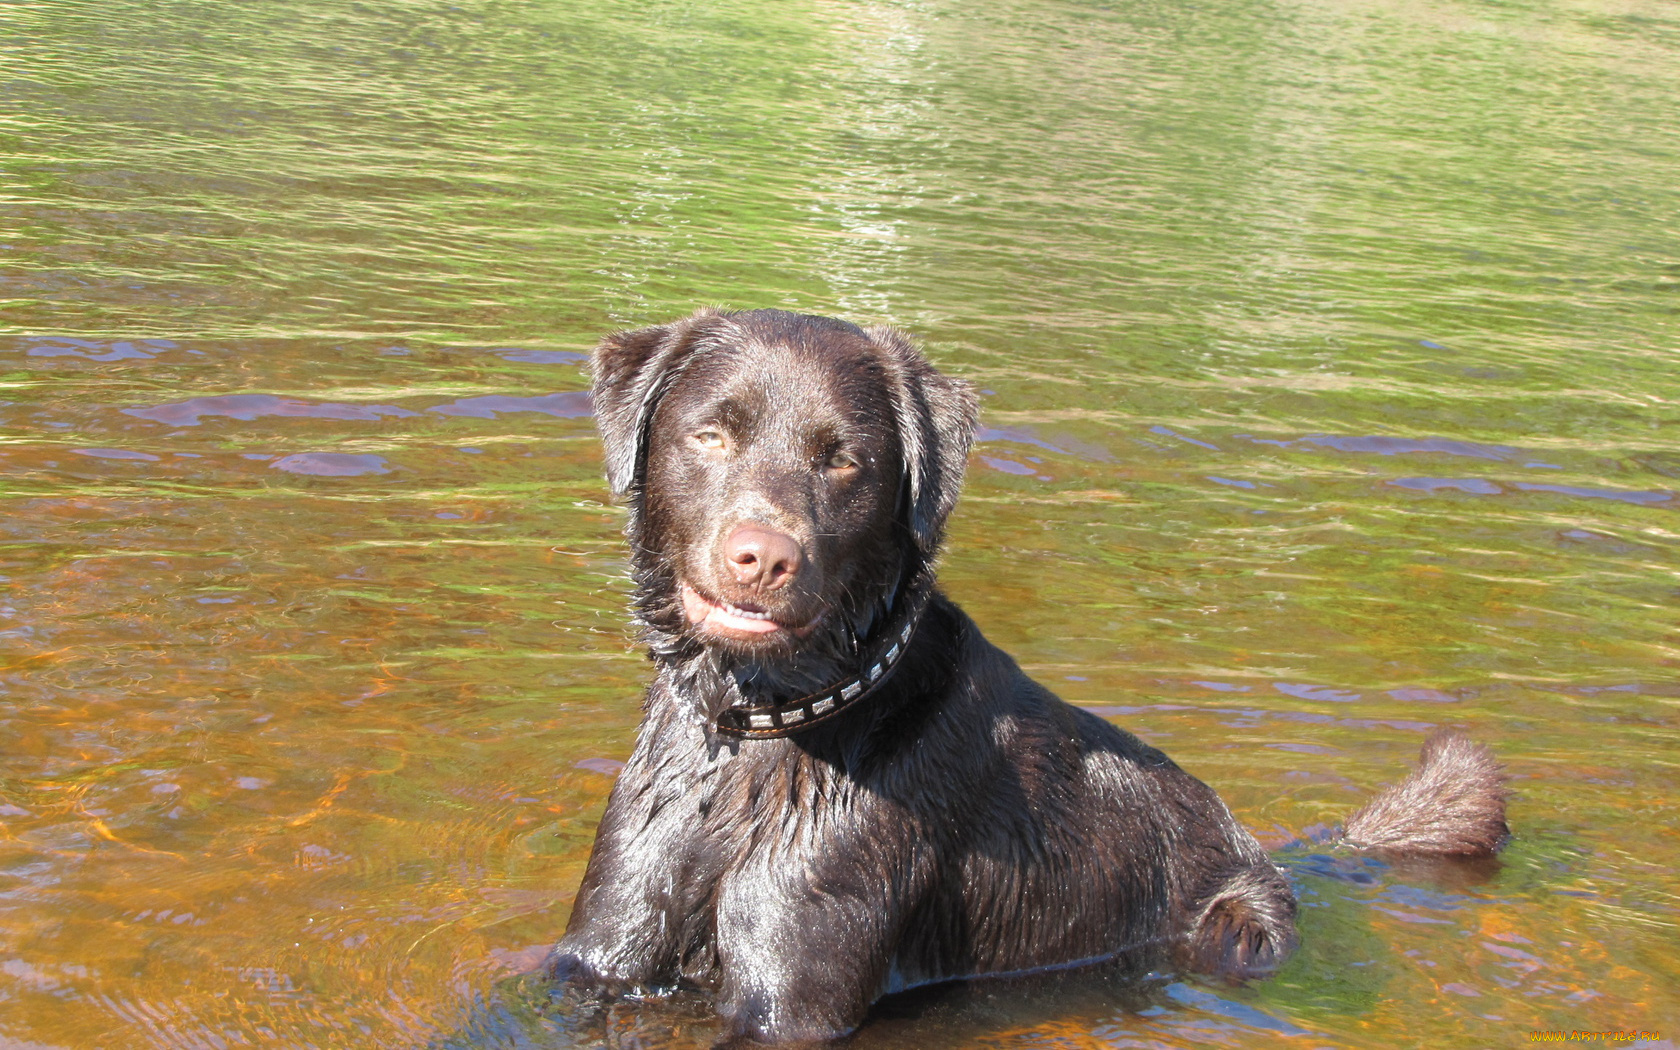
[548,308,1508,1043]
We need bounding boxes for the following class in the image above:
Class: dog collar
[713,583,931,740]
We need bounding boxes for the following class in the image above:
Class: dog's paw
[545,947,675,998]
[1185,864,1300,979]
[714,990,859,1047]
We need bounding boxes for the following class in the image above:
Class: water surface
[2,0,1677,1045]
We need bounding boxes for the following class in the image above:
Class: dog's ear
[867,325,978,556]
[591,308,721,497]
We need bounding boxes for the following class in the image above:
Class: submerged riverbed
[2,0,1677,1045]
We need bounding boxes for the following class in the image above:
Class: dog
[548,308,1509,1044]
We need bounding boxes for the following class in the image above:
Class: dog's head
[591,308,976,661]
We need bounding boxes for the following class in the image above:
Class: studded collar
[713,581,932,740]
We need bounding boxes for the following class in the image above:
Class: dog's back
[848,602,1299,987]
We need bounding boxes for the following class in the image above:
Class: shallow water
[2,0,1677,1046]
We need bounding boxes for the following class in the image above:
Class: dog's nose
[725,525,803,590]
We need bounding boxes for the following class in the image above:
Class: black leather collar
[713,581,932,740]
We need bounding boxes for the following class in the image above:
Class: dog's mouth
[679,582,821,642]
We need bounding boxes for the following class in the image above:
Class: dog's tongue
[682,584,783,635]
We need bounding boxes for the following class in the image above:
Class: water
[2,0,1677,1045]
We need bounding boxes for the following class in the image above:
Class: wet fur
[1341,731,1510,856]
[549,308,1510,1044]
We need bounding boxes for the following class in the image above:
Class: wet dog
[548,308,1509,1044]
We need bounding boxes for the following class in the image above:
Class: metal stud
[812,697,835,715]
[841,682,862,701]
[750,713,775,729]
[781,707,806,724]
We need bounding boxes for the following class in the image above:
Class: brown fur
[549,308,1510,1044]
[1340,731,1510,856]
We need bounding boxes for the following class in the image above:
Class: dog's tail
[1335,731,1510,857]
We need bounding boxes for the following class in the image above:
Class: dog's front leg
[712,845,922,1045]
[548,833,683,994]
[548,748,703,993]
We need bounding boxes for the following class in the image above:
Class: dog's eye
[824,450,859,471]
[693,430,726,451]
